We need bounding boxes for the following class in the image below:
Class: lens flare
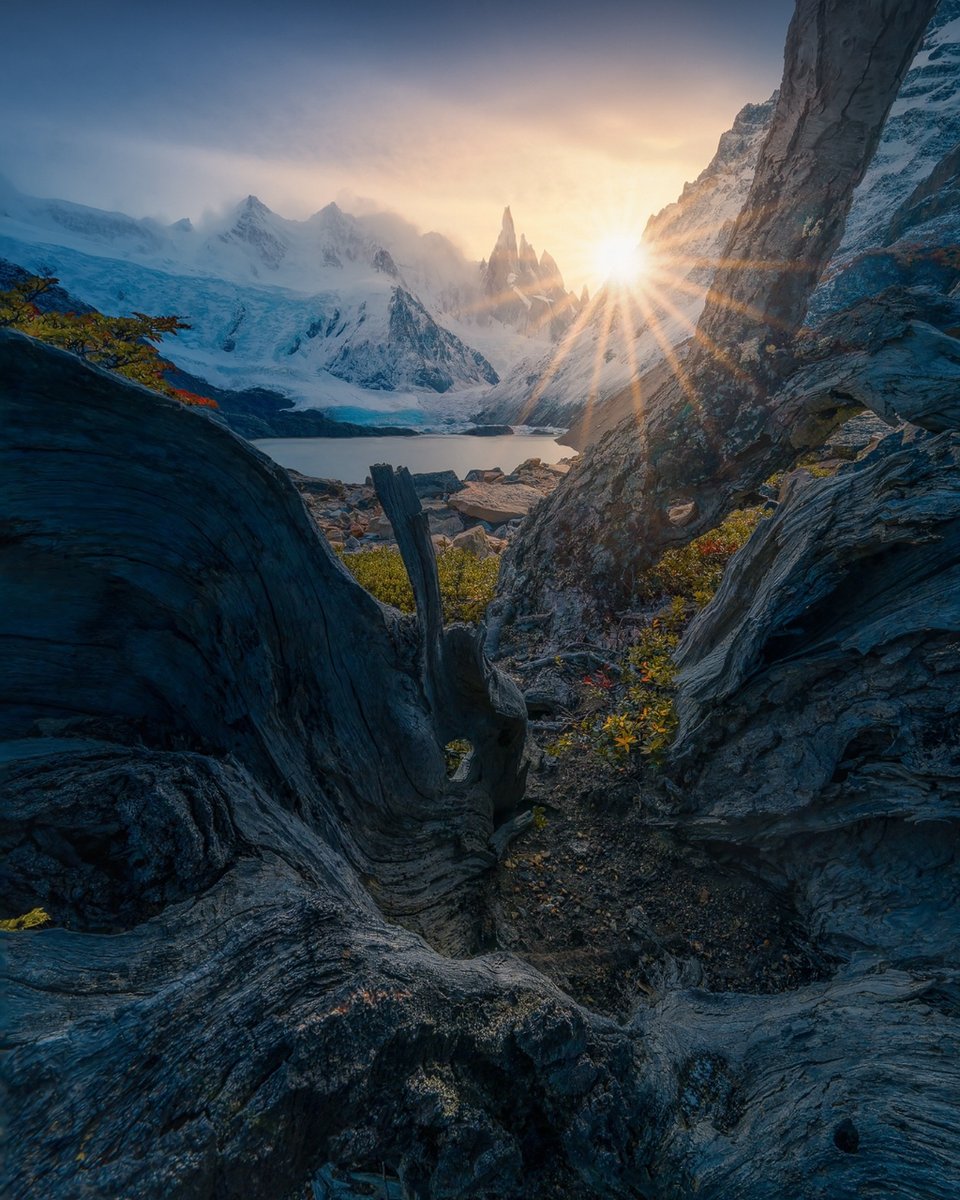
[593,235,649,286]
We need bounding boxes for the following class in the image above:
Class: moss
[636,506,766,608]
[337,545,500,624]
[554,506,768,768]
[0,907,51,932]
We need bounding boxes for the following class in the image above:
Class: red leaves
[171,388,218,409]
[583,670,614,690]
[695,537,738,558]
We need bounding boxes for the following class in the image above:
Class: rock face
[699,1,940,350]
[804,0,960,325]
[671,429,960,836]
[497,0,941,637]
[829,2,960,258]
[646,431,960,1199]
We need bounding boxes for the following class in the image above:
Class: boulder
[667,500,698,527]
[450,525,496,559]
[410,470,465,498]
[450,482,544,524]
[366,513,394,538]
[426,510,464,538]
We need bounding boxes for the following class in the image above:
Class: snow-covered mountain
[474,94,778,428]
[0,184,560,425]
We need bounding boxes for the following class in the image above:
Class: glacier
[0,183,560,426]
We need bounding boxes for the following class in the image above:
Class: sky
[0,0,794,290]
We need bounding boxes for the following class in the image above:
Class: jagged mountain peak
[495,206,518,255]
[539,249,558,273]
[239,194,271,215]
[539,249,563,290]
[309,201,347,224]
[218,195,288,269]
[480,206,578,340]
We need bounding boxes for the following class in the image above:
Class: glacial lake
[253,433,576,485]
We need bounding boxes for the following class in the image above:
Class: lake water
[253,433,576,484]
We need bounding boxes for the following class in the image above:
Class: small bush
[636,506,766,608]
[0,275,216,408]
[337,545,499,624]
[591,596,686,765]
[337,545,415,612]
[0,907,51,932]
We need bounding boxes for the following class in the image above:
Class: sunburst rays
[518,218,809,432]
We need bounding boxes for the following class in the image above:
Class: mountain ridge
[0,183,580,425]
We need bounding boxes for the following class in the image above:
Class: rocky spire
[481,205,576,338]
[518,233,539,276]
[539,249,564,292]
[493,206,517,257]
[483,206,521,303]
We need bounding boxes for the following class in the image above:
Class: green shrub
[337,545,415,612]
[636,506,766,608]
[337,545,499,624]
[437,548,500,623]
[0,275,216,408]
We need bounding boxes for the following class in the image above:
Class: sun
[593,235,649,287]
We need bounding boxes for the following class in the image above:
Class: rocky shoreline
[289,455,574,558]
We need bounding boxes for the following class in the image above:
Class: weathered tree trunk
[0,331,526,957]
[496,0,940,637]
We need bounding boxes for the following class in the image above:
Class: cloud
[0,0,791,290]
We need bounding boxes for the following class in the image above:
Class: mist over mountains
[0,179,585,426]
